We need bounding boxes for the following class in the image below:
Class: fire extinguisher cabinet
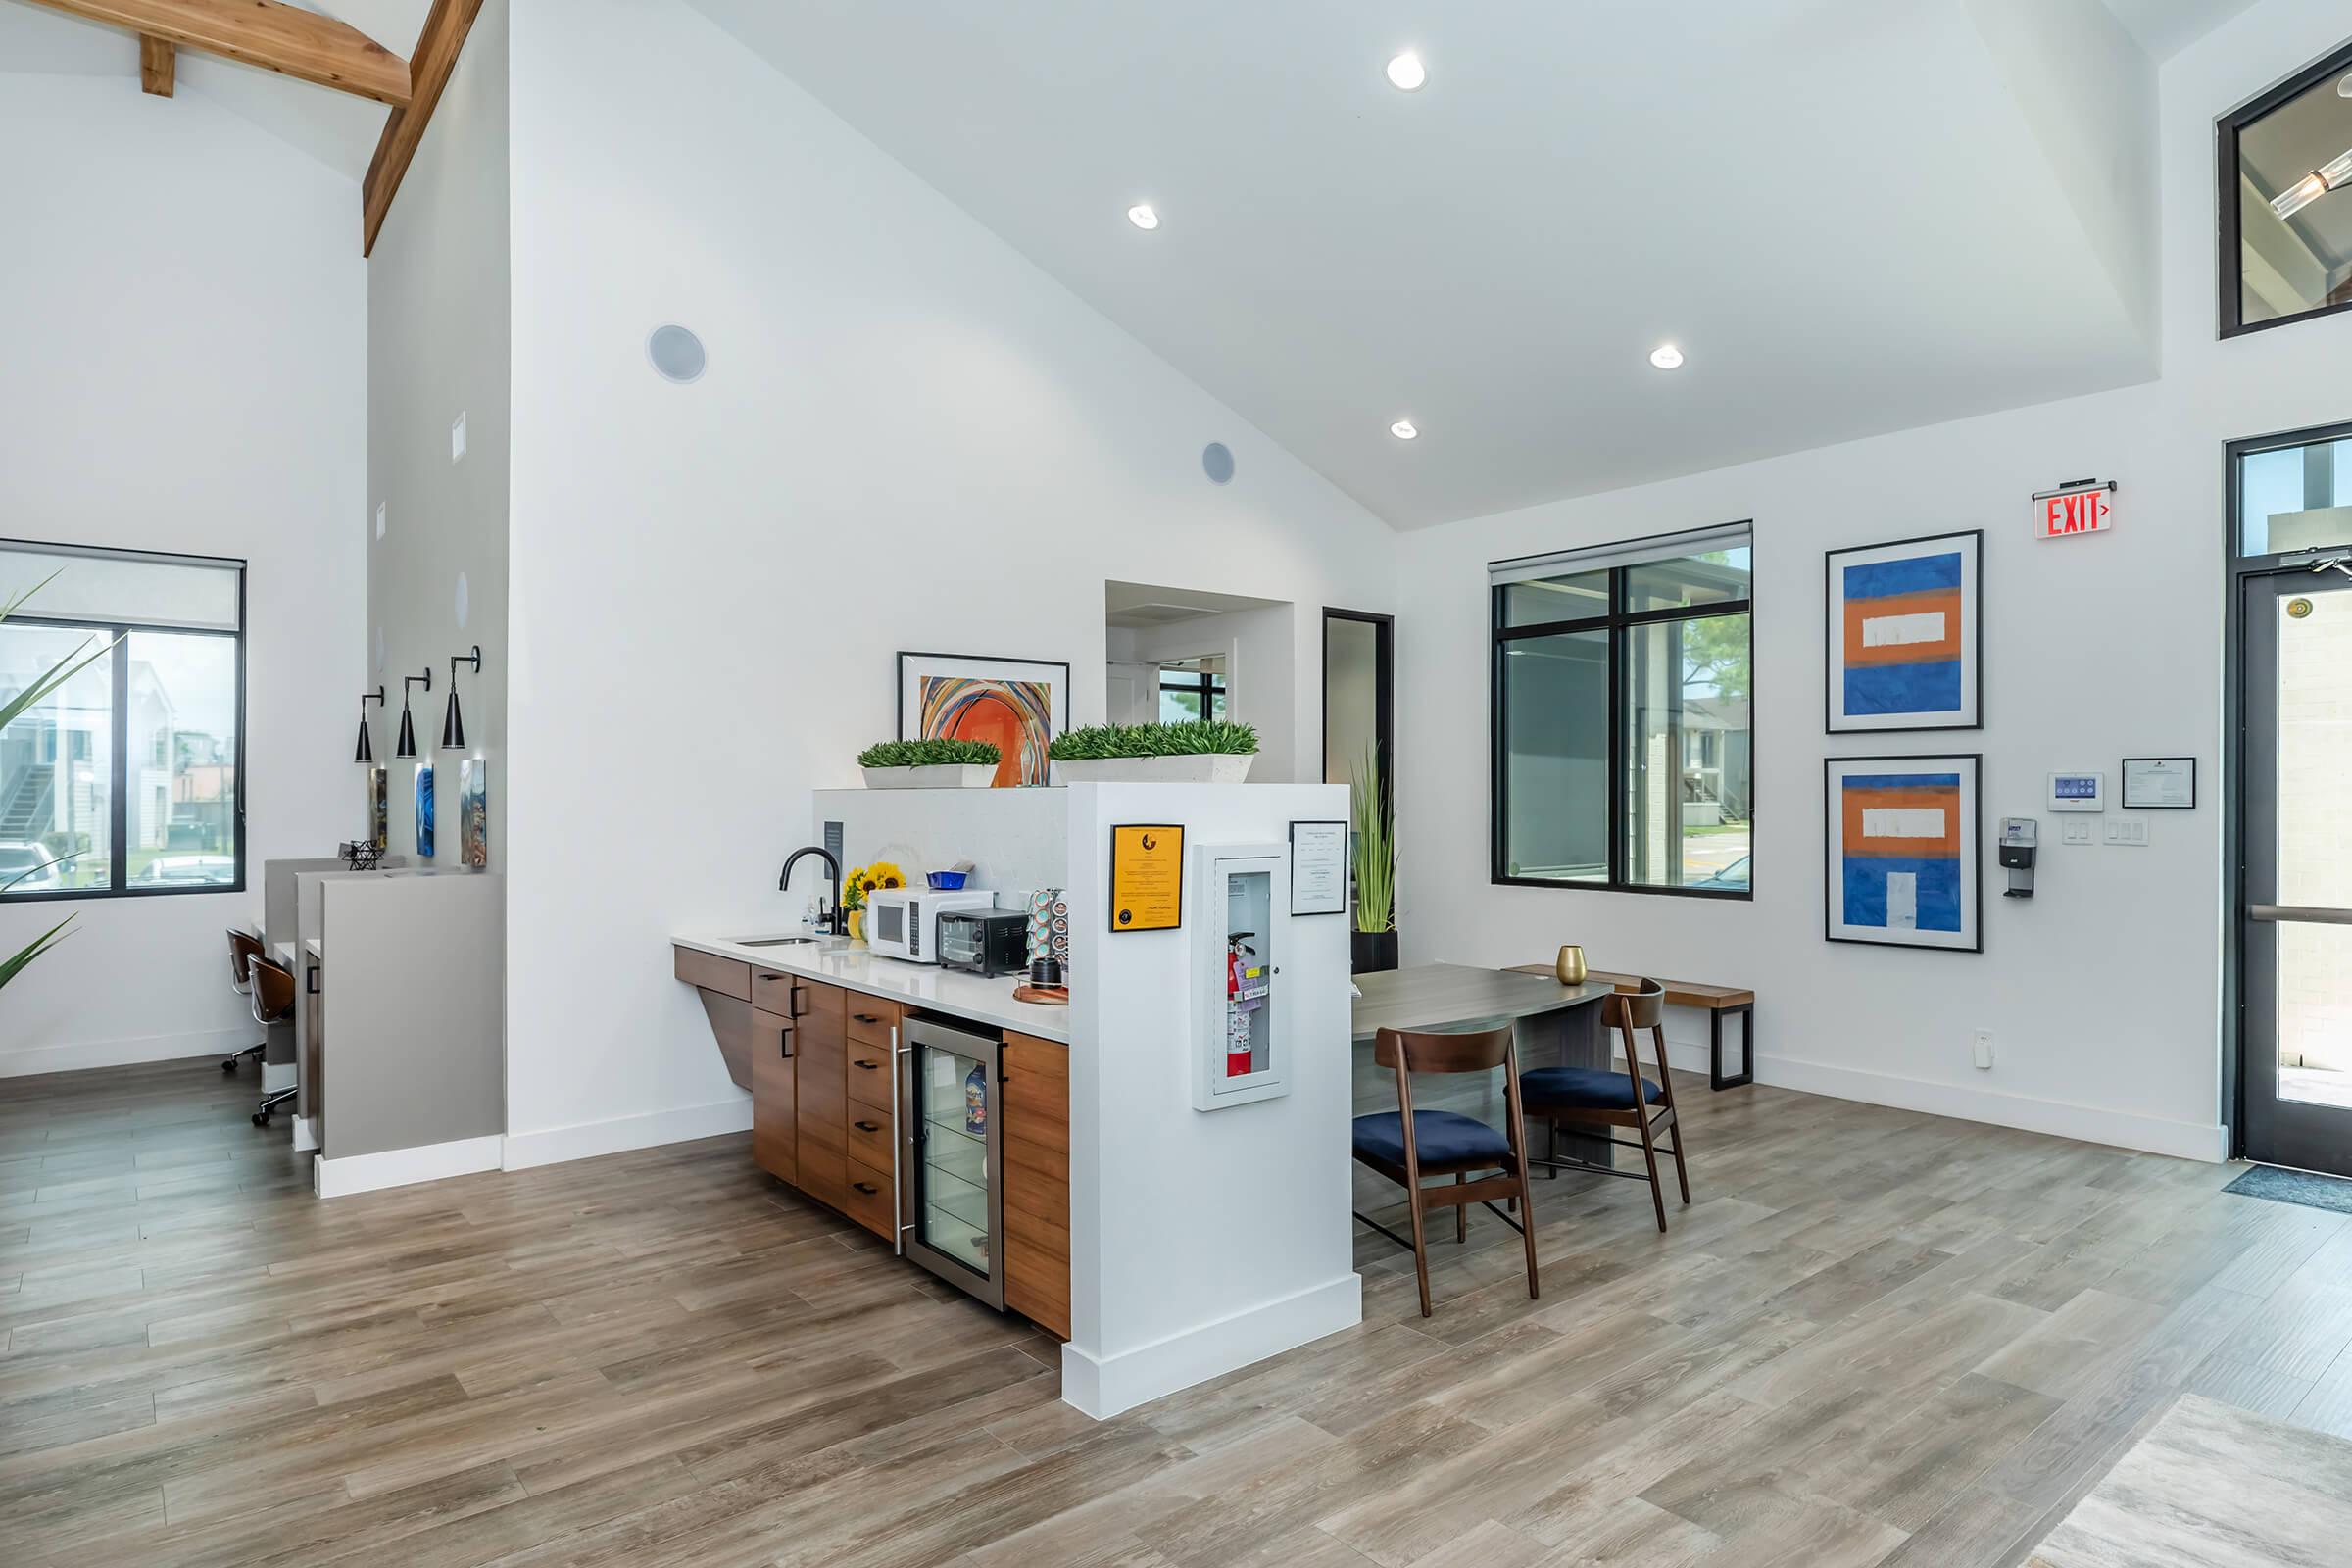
[1193,841,1291,1111]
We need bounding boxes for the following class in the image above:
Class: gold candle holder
[1555,944,1588,985]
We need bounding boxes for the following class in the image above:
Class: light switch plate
[451,412,467,462]
[2062,819,2094,845]
[2103,818,2149,847]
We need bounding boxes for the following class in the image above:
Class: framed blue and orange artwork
[896,651,1070,787]
[1825,530,1982,732]
[1824,755,1981,952]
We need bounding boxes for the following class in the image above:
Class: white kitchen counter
[673,928,1068,1044]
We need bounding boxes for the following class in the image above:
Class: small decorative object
[459,759,489,869]
[1027,889,1061,971]
[1107,825,1185,933]
[898,652,1070,788]
[841,861,906,944]
[1825,754,1983,952]
[1050,720,1259,784]
[856,738,1001,789]
[1350,742,1398,974]
[415,762,435,858]
[1825,530,1983,733]
[368,766,389,852]
[1555,944,1588,985]
[964,1058,988,1135]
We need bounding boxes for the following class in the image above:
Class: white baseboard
[1753,1052,2228,1163]
[0,1023,253,1078]
[501,1096,752,1172]
[314,1134,505,1199]
[292,1116,319,1152]
[1060,1272,1362,1421]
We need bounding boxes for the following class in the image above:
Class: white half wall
[1394,0,2352,1163]
[497,0,1396,1153]
[0,76,365,1076]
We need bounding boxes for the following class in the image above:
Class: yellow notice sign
[1108,824,1185,933]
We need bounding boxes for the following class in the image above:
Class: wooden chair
[223,930,268,1072]
[1350,1024,1540,1318]
[245,955,298,1128]
[1522,978,1690,1232]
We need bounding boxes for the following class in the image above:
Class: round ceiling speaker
[647,324,707,384]
[1201,442,1235,484]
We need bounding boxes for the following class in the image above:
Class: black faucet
[780,846,846,935]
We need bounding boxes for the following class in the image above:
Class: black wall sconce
[442,645,482,751]
[395,668,431,760]
[354,687,384,764]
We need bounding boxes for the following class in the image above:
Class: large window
[1492,524,1751,897]
[0,541,245,900]
[2220,37,2352,337]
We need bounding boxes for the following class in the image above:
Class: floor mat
[2224,1162,2352,1215]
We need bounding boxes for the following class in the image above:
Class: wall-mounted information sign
[2034,479,2115,540]
[1108,824,1184,932]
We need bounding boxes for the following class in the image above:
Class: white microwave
[865,888,998,964]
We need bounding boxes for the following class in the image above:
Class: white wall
[498,0,1396,1162]
[1394,0,2352,1162]
[368,0,510,878]
[0,77,366,1075]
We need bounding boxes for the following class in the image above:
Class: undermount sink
[735,936,818,948]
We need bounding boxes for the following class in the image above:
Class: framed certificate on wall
[2121,758,2196,808]
[1108,824,1184,932]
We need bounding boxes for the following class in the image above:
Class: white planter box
[1053,754,1255,785]
[860,763,998,789]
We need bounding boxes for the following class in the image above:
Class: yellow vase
[1554,944,1588,985]
[847,909,864,943]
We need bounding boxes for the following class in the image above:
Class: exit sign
[2034,479,2115,540]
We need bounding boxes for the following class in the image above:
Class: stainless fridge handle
[2249,904,2352,925]
[890,1023,906,1256]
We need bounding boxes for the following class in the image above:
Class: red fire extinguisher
[1226,933,1256,1078]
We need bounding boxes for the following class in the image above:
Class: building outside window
[0,540,245,898]
[1491,524,1751,896]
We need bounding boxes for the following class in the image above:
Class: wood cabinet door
[794,981,850,1209]
[1002,1030,1071,1339]
[751,1007,797,1184]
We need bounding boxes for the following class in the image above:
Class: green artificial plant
[1350,741,1395,935]
[1048,720,1260,760]
[857,738,1002,769]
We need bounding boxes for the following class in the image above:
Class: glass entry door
[2242,567,2352,1176]
[900,1014,1005,1308]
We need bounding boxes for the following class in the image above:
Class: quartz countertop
[672,928,1068,1044]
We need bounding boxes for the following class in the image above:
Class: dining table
[1350,962,1621,1162]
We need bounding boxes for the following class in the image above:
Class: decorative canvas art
[1825,530,1982,732]
[459,759,488,870]
[897,652,1070,787]
[368,766,388,852]
[415,762,435,858]
[1824,755,1981,952]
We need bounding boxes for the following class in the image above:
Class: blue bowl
[926,870,968,891]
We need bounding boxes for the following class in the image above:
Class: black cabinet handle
[853,1012,881,1024]
[758,972,781,982]
[779,1021,794,1059]
[790,982,811,1019]
[854,1119,880,1133]
[853,1181,880,1196]
[306,965,319,996]
[853,1057,880,1072]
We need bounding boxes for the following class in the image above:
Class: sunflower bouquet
[841,860,907,912]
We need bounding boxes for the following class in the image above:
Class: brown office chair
[1521,978,1691,1233]
[1350,1023,1541,1318]
[223,930,268,1072]
[245,954,298,1128]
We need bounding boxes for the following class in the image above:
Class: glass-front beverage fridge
[900,1013,1006,1308]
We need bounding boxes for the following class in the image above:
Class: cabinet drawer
[845,1156,895,1240]
[674,946,750,1001]
[749,968,808,1019]
[845,1037,895,1112]
[845,998,898,1049]
[847,1103,893,1169]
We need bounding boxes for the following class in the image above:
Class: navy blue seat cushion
[1521,1065,1664,1111]
[1352,1109,1512,1168]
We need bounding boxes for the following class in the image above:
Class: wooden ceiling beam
[138,33,174,97]
[361,0,483,257]
[24,0,410,106]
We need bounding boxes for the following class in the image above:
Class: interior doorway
[1104,581,1294,771]
[1322,609,1393,797]
[2230,419,2352,1177]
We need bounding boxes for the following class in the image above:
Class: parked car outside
[0,842,65,893]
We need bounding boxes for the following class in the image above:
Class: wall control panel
[2047,771,2105,812]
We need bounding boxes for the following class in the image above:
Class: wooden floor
[5,1054,2351,1567]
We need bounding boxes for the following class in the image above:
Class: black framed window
[2218,36,2352,338]
[1157,662,1227,722]
[1492,523,1751,898]
[0,540,247,901]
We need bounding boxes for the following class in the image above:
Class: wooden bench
[1506,964,1753,1090]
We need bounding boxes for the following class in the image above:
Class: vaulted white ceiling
[0,0,429,181]
[683,0,2260,527]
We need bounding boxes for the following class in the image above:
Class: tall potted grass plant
[1350,742,1397,973]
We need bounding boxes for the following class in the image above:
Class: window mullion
[110,623,129,893]
[1606,567,1625,889]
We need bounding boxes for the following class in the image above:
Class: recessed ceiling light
[1390,419,1419,440]
[1126,203,1160,230]
[1385,52,1426,91]
[1649,344,1686,370]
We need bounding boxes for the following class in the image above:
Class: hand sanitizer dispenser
[1999,818,2037,899]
